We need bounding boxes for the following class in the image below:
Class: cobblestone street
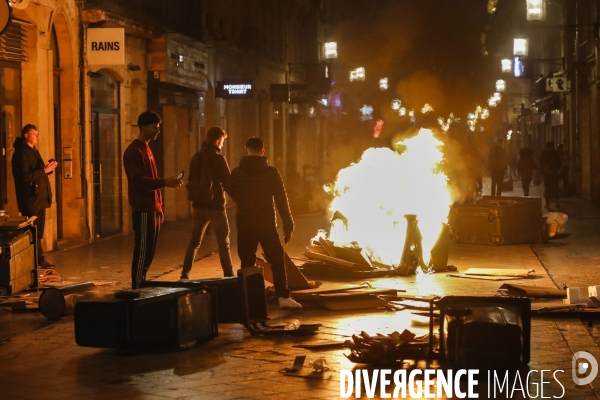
[1,183,600,399]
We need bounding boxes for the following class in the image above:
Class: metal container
[38,282,99,320]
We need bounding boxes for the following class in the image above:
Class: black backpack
[186,152,213,203]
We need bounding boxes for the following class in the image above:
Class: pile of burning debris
[299,214,450,278]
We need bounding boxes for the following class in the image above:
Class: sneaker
[39,260,56,269]
[278,297,302,309]
[179,277,189,281]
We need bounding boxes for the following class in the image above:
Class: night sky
[319,0,526,189]
[327,0,524,122]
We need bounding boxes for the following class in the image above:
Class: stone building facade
[0,0,329,252]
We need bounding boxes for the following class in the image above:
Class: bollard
[39,282,99,320]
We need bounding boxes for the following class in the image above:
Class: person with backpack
[180,126,234,280]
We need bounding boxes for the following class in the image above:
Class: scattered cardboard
[317,237,337,257]
[255,254,321,290]
[292,342,346,350]
[448,274,527,281]
[302,251,373,271]
[291,288,397,303]
[299,260,392,279]
[461,268,536,278]
[306,245,328,255]
[448,268,535,280]
[282,355,332,379]
[499,284,566,298]
[284,253,321,289]
[319,295,390,311]
[331,245,373,268]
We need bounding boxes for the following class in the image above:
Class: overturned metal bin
[436,296,531,369]
[39,282,99,320]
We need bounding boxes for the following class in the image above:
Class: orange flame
[325,128,455,267]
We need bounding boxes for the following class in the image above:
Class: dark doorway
[90,72,122,237]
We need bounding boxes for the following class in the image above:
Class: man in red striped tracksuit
[123,111,182,289]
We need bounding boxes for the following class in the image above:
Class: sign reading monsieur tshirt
[216,80,254,99]
[86,28,125,65]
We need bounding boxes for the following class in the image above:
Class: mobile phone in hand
[47,159,56,175]
[177,171,185,180]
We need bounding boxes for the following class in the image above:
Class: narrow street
[0,182,599,399]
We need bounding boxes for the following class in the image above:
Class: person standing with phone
[11,124,58,269]
[124,111,183,289]
[181,126,234,280]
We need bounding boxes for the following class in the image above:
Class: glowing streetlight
[350,67,365,82]
[496,79,506,92]
[501,59,512,73]
[379,78,388,90]
[514,38,528,56]
[391,99,401,110]
[360,104,373,121]
[526,0,545,21]
[323,42,337,59]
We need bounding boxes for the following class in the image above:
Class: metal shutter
[0,20,27,62]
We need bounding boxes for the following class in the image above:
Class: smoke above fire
[325,128,458,267]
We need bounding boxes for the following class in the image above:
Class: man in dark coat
[11,124,58,268]
[230,137,301,309]
[487,137,508,196]
[517,147,537,196]
[539,141,562,210]
[181,126,233,280]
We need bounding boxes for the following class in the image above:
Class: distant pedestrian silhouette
[517,147,537,196]
[539,141,562,210]
[487,138,508,196]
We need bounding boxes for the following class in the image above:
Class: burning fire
[324,128,455,268]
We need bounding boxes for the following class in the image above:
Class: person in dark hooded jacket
[487,137,508,196]
[517,147,537,196]
[11,124,58,268]
[181,126,233,280]
[230,137,301,309]
[539,141,562,210]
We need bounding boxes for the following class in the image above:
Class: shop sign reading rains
[86,28,125,65]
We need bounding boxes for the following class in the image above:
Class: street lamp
[526,0,545,21]
[323,42,338,59]
[513,38,528,56]
[349,67,365,82]
[501,59,512,73]
[379,78,388,90]
[496,79,506,92]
